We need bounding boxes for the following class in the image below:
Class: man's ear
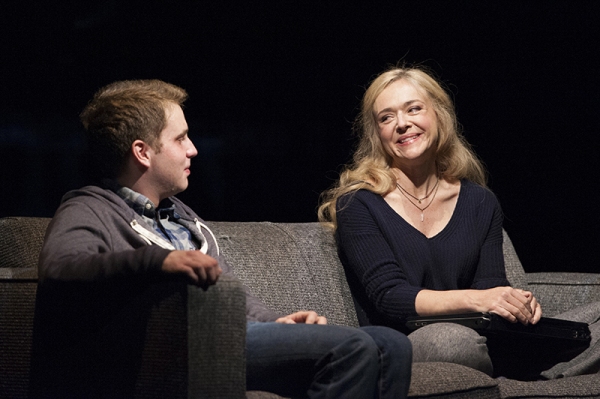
[131,139,153,168]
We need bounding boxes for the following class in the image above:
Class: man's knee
[361,325,412,360]
[338,328,381,362]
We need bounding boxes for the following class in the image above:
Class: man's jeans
[246,322,412,399]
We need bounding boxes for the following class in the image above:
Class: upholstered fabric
[0,280,37,398]
[526,272,600,317]
[410,362,500,399]
[502,228,600,318]
[2,217,599,399]
[247,391,290,399]
[0,217,247,399]
[211,222,600,399]
[0,217,49,279]
[502,230,528,290]
[188,275,247,399]
[244,355,503,398]
[207,221,359,327]
[0,217,48,398]
[498,374,600,398]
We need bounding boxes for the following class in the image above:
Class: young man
[31,80,412,398]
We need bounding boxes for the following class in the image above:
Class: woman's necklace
[396,176,439,204]
[396,178,440,222]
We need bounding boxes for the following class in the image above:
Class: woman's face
[373,79,437,167]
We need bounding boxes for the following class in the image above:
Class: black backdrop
[2,1,599,273]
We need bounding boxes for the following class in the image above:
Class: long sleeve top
[38,184,280,322]
[336,180,510,331]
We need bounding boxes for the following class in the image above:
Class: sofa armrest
[0,267,38,279]
[27,275,247,399]
[188,274,247,399]
[133,274,247,399]
[524,272,600,317]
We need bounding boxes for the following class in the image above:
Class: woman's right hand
[469,287,542,325]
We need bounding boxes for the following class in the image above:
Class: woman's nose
[396,112,409,130]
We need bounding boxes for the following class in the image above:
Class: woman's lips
[397,133,421,145]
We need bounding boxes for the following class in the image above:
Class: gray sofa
[1,216,599,398]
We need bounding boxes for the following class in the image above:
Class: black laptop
[406,312,590,341]
[406,312,591,379]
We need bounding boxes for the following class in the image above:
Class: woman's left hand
[516,289,542,324]
[480,287,542,325]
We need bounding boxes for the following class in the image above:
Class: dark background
[1,1,599,273]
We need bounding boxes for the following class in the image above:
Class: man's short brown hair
[80,79,188,179]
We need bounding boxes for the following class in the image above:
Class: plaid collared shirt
[110,182,198,251]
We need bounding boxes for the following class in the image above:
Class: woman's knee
[408,323,493,375]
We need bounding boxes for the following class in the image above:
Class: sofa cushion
[409,362,500,399]
[502,230,527,290]
[208,221,359,327]
[246,391,289,399]
[246,363,502,399]
[0,217,50,280]
[526,272,600,317]
[498,374,600,398]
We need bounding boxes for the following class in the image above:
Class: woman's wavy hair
[318,65,487,230]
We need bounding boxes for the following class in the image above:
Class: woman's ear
[131,139,152,168]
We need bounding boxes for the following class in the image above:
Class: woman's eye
[408,106,422,114]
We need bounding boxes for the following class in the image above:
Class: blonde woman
[319,66,599,379]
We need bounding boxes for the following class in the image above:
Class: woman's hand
[516,289,542,324]
[416,287,542,325]
[470,287,542,325]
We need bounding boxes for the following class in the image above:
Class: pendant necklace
[396,177,440,222]
[396,176,439,204]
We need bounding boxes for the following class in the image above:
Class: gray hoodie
[38,184,280,322]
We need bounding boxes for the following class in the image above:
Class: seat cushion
[246,392,289,399]
[498,374,600,398]
[409,362,500,399]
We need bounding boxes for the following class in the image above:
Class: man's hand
[276,310,327,325]
[161,250,222,289]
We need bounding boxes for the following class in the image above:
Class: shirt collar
[105,179,176,219]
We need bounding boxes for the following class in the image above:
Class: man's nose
[187,140,198,158]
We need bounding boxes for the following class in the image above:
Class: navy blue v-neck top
[336,180,510,331]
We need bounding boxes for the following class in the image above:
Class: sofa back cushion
[0,217,50,279]
[208,221,360,327]
[208,222,528,328]
[502,230,527,290]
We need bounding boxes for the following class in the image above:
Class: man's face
[147,103,198,202]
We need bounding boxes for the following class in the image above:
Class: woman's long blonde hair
[318,66,487,230]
